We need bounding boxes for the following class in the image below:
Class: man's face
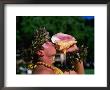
[42,41,56,63]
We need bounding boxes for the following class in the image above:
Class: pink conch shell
[51,33,77,54]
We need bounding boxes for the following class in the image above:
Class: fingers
[67,44,79,52]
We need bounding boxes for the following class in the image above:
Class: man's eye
[46,42,49,44]
[48,42,52,45]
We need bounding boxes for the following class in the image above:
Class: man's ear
[36,50,44,57]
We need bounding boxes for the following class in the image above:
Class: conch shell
[51,33,77,54]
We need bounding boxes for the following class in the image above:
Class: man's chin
[52,60,55,64]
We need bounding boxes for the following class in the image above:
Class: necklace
[28,62,63,74]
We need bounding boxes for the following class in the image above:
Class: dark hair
[20,27,50,64]
[32,27,50,53]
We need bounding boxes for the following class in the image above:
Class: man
[31,27,84,74]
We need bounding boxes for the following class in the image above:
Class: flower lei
[28,62,63,74]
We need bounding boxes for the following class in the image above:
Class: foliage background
[16,16,94,74]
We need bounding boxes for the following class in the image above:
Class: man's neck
[40,56,53,65]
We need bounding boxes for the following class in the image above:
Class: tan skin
[33,41,84,74]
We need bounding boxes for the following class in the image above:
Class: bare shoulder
[33,65,54,74]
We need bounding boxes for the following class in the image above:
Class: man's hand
[67,44,79,52]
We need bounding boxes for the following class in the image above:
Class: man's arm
[74,60,85,74]
[63,60,84,74]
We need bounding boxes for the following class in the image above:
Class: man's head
[32,27,56,64]
[37,41,56,64]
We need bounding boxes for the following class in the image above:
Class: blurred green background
[16,16,94,74]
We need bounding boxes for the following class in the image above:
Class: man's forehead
[42,41,50,48]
